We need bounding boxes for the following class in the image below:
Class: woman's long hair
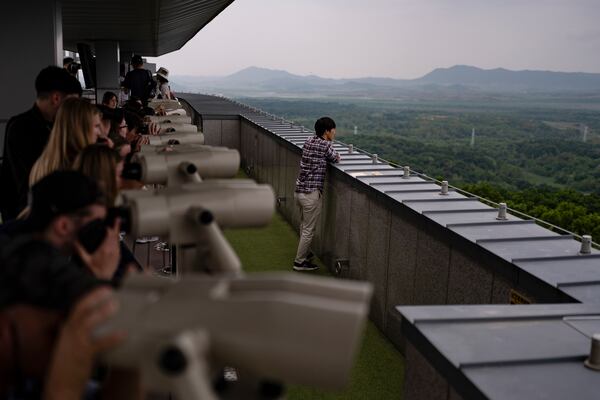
[73,144,121,207]
[29,98,100,185]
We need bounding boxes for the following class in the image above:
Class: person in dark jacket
[0,170,121,304]
[0,171,135,400]
[121,55,154,104]
[0,66,82,221]
[0,169,127,398]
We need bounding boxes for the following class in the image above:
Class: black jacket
[0,105,52,221]
[0,234,104,312]
[122,68,153,102]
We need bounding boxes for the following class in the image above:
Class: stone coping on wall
[398,303,600,399]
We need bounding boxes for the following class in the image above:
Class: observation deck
[3,0,599,397]
[180,93,600,399]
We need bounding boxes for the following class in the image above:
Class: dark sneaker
[293,261,319,271]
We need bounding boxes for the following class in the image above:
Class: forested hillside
[241,97,600,238]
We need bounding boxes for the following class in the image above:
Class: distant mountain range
[170,65,600,97]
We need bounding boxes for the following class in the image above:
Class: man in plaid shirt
[293,117,340,271]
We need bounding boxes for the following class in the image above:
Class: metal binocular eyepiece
[147,132,205,146]
[127,146,240,185]
[121,181,274,241]
[100,273,373,399]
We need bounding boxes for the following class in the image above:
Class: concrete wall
[193,114,567,355]
[403,342,465,400]
[201,117,240,149]
[2,1,63,121]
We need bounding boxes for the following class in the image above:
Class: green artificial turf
[224,211,405,399]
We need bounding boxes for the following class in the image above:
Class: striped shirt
[295,135,339,193]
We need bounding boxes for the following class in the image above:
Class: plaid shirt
[295,135,339,193]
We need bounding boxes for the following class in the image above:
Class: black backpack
[144,70,157,100]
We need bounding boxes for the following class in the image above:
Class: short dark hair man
[292,117,340,271]
[0,66,82,221]
[121,55,154,105]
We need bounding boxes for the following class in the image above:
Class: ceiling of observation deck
[62,0,235,56]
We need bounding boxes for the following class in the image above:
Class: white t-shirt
[158,82,171,99]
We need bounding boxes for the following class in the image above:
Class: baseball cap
[27,170,106,230]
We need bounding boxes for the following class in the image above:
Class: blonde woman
[29,98,102,185]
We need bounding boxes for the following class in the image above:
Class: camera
[66,62,81,75]
[138,123,150,135]
[121,162,143,181]
[106,206,132,233]
[146,132,205,146]
[77,207,131,253]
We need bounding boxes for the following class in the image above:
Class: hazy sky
[148,0,600,79]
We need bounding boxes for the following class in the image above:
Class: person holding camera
[0,170,121,316]
[0,66,82,222]
[74,145,143,280]
[0,168,136,397]
[0,172,138,396]
[63,57,81,78]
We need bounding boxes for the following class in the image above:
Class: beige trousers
[294,190,322,264]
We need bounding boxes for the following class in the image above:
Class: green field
[240,97,600,193]
[224,210,405,399]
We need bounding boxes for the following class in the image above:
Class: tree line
[242,97,600,240]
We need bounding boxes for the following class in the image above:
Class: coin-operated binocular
[146,131,205,146]
[100,272,373,400]
[120,181,275,274]
[148,99,183,110]
[148,99,187,116]
[158,123,198,135]
[139,143,215,154]
[147,115,192,124]
[122,146,240,186]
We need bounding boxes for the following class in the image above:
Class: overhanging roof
[62,0,235,56]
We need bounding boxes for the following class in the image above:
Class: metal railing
[336,139,600,250]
